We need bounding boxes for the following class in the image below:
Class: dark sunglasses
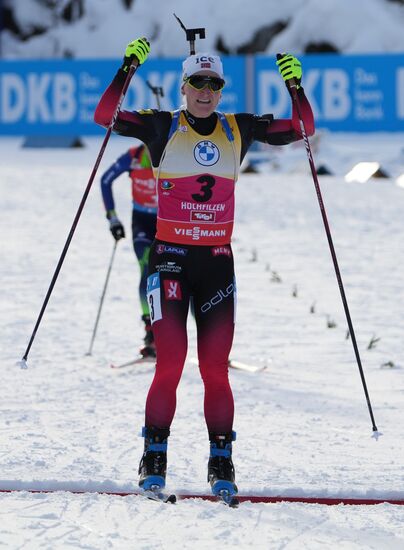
[186,75,225,92]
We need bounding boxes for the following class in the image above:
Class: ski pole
[277,54,379,434]
[19,61,139,368]
[86,240,118,356]
[146,80,164,109]
[88,80,162,357]
[86,79,162,358]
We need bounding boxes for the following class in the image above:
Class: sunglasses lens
[188,76,204,89]
[188,76,224,91]
[210,79,224,92]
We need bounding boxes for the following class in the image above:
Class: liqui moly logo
[190,211,215,222]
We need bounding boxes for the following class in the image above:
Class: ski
[189,357,267,373]
[141,489,176,504]
[112,355,266,372]
[228,359,267,373]
[110,355,155,369]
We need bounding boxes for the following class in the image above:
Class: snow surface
[3,0,404,59]
[1,131,404,548]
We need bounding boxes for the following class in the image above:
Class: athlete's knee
[153,359,184,390]
[199,359,230,385]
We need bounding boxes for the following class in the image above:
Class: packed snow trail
[1,135,404,548]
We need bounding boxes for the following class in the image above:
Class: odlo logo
[201,283,234,313]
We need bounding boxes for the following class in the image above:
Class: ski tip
[229,360,268,373]
[141,488,176,504]
[189,357,267,373]
[227,496,240,508]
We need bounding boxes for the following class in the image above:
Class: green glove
[276,53,302,88]
[121,37,150,71]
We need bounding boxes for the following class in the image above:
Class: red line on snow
[179,495,404,505]
[0,488,403,505]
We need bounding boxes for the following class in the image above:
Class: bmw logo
[194,140,220,166]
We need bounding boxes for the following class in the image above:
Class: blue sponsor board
[255,53,404,132]
[0,57,244,135]
[0,54,403,134]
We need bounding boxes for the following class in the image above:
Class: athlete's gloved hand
[121,37,150,72]
[109,216,125,241]
[276,53,302,89]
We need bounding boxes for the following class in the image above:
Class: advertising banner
[0,54,403,135]
[0,57,244,135]
[255,53,404,132]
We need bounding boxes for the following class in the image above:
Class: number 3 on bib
[146,273,162,324]
[192,175,215,203]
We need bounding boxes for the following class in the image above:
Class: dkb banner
[0,54,403,134]
[0,58,244,136]
[255,53,404,132]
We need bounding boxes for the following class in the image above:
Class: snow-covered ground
[1,132,404,548]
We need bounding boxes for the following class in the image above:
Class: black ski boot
[208,431,238,497]
[140,314,156,358]
[138,426,170,491]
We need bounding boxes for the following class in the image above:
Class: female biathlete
[95,38,314,499]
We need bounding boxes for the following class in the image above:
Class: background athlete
[101,143,157,358]
[95,37,314,499]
